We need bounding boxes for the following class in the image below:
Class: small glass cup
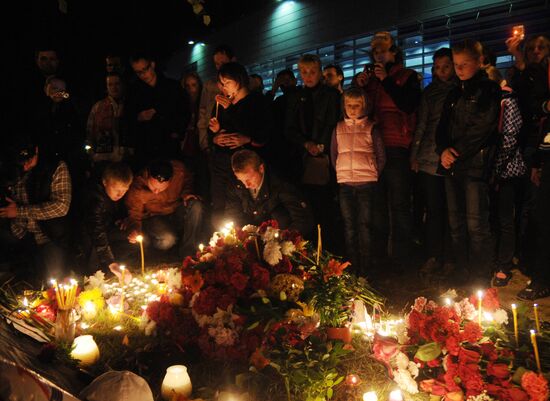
[55,308,76,343]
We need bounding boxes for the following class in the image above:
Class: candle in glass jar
[161,365,192,400]
[70,335,100,367]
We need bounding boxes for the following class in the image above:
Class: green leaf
[280,291,287,301]
[203,15,211,26]
[512,366,528,384]
[327,388,334,399]
[333,376,344,386]
[262,297,270,304]
[414,342,442,361]
[247,321,259,330]
[192,3,204,14]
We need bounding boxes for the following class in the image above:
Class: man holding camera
[355,31,421,267]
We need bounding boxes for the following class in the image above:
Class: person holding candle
[80,162,134,274]
[208,61,272,228]
[124,159,204,259]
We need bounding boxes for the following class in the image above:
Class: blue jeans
[445,175,493,277]
[339,183,376,276]
[142,200,204,258]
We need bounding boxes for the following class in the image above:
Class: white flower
[407,361,419,378]
[212,305,238,328]
[440,288,458,300]
[394,352,410,370]
[454,298,477,321]
[139,314,157,336]
[395,320,410,345]
[85,270,106,291]
[467,391,495,401]
[208,326,238,346]
[493,309,509,325]
[263,241,283,266]
[165,268,182,290]
[261,226,279,242]
[280,240,296,256]
[242,224,258,234]
[393,369,419,394]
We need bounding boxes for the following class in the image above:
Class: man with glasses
[126,53,190,167]
[124,159,204,258]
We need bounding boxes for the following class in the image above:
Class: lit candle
[198,243,204,253]
[530,330,542,373]
[82,301,97,320]
[512,304,519,348]
[445,298,452,307]
[363,391,378,401]
[161,365,192,400]
[389,389,403,401]
[70,335,100,367]
[136,235,145,275]
[533,304,541,333]
[215,101,219,119]
[477,290,483,326]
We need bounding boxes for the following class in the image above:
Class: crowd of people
[0,30,549,300]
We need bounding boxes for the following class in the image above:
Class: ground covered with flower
[1,221,549,401]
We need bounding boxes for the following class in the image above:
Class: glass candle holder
[161,365,192,400]
[55,308,76,343]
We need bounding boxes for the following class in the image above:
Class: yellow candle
[477,290,483,326]
[530,330,542,373]
[512,304,519,348]
[215,102,219,119]
[316,224,322,265]
[254,236,261,259]
[533,304,541,333]
[136,235,145,275]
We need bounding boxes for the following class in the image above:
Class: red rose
[230,271,249,292]
[458,348,481,364]
[372,335,400,362]
[445,335,461,356]
[420,379,448,396]
[469,288,500,312]
[461,321,483,343]
[501,388,529,401]
[428,358,441,367]
[487,363,511,380]
[274,256,293,273]
[480,342,498,361]
[521,371,549,401]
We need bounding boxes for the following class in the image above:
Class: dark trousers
[373,149,412,260]
[418,171,448,260]
[493,177,524,268]
[303,183,342,254]
[339,183,375,276]
[209,151,233,229]
[445,175,493,278]
[534,162,550,285]
[142,200,204,258]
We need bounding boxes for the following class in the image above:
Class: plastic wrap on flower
[268,274,304,302]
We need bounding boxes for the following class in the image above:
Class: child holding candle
[331,87,386,276]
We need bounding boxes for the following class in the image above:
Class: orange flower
[323,259,350,281]
[182,270,204,293]
[250,348,270,370]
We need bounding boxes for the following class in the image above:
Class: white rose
[393,369,419,394]
[394,352,410,370]
[262,226,279,242]
[166,268,182,290]
[493,309,509,325]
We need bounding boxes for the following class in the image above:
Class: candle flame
[363,391,378,401]
[136,235,143,242]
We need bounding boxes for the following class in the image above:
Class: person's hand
[215,94,232,109]
[304,141,321,156]
[128,230,141,244]
[224,134,251,149]
[355,72,369,88]
[373,63,387,81]
[505,36,525,70]
[531,167,542,187]
[213,132,234,147]
[183,194,200,206]
[0,197,17,218]
[441,147,459,169]
[209,117,221,133]
[109,263,133,284]
[137,108,156,122]
[410,158,419,173]
[116,217,130,231]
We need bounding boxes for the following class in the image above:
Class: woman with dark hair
[207,62,272,228]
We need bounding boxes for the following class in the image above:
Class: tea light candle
[70,335,100,367]
[363,391,378,401]
[161,365,192,400]
[389,389,403,401]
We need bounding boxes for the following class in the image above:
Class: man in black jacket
[126,53,190,167]
[225,150,313,237]
[81,162,133,274]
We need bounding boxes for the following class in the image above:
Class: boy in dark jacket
[436,39,501,286]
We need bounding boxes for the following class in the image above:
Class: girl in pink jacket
[331,88,385,276]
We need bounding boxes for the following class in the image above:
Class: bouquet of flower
[372,290,549,401]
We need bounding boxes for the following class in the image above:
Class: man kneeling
[125,159,203,258]
[226,150,313,236]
